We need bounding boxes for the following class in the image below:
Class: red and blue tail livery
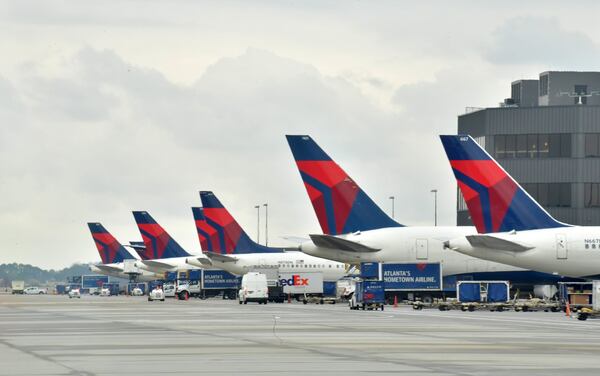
[191,207,214,252]
[132,211,192,259]
[87,223,136,264]
[199,191,283,254]
[440,135,569,233]
[286,135,402,235]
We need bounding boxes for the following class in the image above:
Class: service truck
[11,280,25,294]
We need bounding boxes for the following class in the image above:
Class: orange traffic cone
[393,295,398,308]
[565,299,571,317]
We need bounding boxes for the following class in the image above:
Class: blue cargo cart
[350,280,385,311]
[457,281,510,312]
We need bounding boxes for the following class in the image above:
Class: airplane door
[416,239,428,260]
[556,234,568,260]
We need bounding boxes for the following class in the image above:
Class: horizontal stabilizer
[203,251,238,263]
[309,234,380,253]
[94,264,124,273]
[280,236,310,244]
[141,260,175,270]
[466,235,534,252]
[188,257,213,266]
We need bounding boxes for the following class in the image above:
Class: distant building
[458,71,600,226]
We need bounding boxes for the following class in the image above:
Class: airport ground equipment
[513,298,560,312]
[574,281,600,320]
[268,285,286,303]
[350,280,385,310]
[456,281,510,312]
[559,282,593,312]
[68,289,81,299]
[128,283,147,296]
[11,280,25,294]
[101,282,120,296]
[82,275,110,295]
[239,272,269,304]
[148,286,165,302]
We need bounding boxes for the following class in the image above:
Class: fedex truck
[279,272,324,302]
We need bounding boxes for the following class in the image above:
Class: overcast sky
[2,1,600,269]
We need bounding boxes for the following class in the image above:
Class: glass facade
[495,134,571,159]
[521,183,571,207]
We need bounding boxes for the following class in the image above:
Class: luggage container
[350,280,385,310]
[457,281,510,312]
[128,283,147,295]
[102,283,120,296]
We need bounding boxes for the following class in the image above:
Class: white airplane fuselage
[448,226,600,278]
[299,226,527,277]
[205,251,348,281]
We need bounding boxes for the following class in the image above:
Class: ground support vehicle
[513,298,560,312]
[558,282,593,312]
[350,280,385,311]
[23,286,47,295]
[148,287,165,302]
[268,285,286,303]
[239,272,268,304]
[68,289,81,299]
[11,281,25,294]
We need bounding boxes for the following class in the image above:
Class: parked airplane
[87,222,160,282]
[441,134,599,278]
[132,211,207,272]
[185,191,348,281]
[285,135,567,284]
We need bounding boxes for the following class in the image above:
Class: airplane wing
[203,251,238,263]
[309,234,381,253]
[466,235,534,252]
[94,264,124,273]
[141,260,176,270]
[188,257,213,266]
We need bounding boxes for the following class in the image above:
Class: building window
[495,134,570,159]
[585,134,600,157]
[575,85,588,105]
[522,183,571,207]
[585,183,600,207]
[540,74,549,96]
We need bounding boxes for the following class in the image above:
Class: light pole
[263,203,268,246]
[389,196,395,218]
[254,205,260,244]
[430,189,437,226]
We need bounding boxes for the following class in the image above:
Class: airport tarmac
[1,295,600,375]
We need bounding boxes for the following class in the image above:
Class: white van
[239,272,268,305]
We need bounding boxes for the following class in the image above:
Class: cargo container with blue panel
[189,270,201,281]
[166,272,178,282]
[128,283,147,295]
[323,281,337,297]
[82,275,110,289]
[353,280,385,310]
[148,280,164,292]
[56,284,67,295]
[103,282,120,296]
[360,262,380,279]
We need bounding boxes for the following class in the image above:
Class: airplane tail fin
[199,191,282,254]
[87,223,136,264]
[191,207,215,252]
[439,135,569,233]
[132,211,192,259]
[286,135,403,235]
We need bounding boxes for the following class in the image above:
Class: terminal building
[458,71,600,226]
